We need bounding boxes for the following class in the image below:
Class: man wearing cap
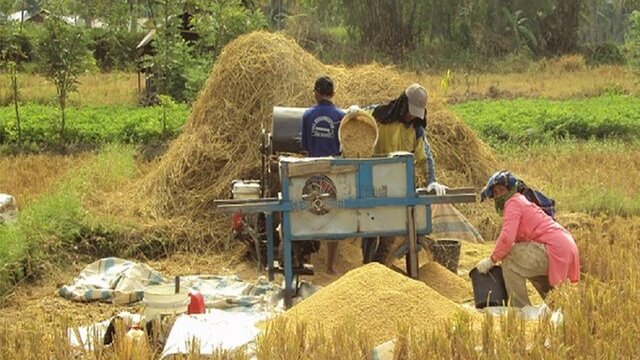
[301,75,345,274]
[373,83,444,192]
[352,83,449,263]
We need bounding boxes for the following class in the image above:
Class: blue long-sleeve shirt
[301,100,346,157]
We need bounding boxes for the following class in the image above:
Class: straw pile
[281,262,461,344]
[426,109,497,188]
[418,261,472,303]
[128,31,496,244]
[339,111,378,158]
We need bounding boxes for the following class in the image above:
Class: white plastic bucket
[142,284,190,321]
[232,180,260,200]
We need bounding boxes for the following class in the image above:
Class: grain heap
[339,110,378,158]
[418,261,472,303]
[281,262,461,344]
[127,31,496,246]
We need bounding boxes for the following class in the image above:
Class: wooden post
[407,206,418,278]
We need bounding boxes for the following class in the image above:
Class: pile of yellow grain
[418,261,472,303]
[281,263,461,344]
[339,111,378,158]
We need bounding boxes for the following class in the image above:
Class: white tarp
[58,257,167,304]
[160,311,269,359]
[179,275,276,310]
[62,259,320,357]
[68,312,143,350]
[0,193,18,223]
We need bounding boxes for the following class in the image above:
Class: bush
[89,28,144,71]
[583,43,626,66]
[0,23,39,65]
[550,54,586,73]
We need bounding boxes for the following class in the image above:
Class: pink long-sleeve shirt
[491,193,580,286]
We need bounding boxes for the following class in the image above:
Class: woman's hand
[475,257,494,274]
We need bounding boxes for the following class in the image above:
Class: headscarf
[494,187,518,215]
[372,92,426,130]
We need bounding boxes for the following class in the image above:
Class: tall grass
[0,215,637,358]
[498,140,640,216]
[0,72,142,107]
[417,64,634,102]
[0,154,88,206]
[0,145,137,296]
[0,65,634,108]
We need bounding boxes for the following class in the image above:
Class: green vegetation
[0,104,189,150]
[37,16,94,148]
[452,95,640,144]
[0,145,137,296]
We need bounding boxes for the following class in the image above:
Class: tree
[340,0,428,61]
[0,22,27,145]
[502,6,537,52]
[24,0,43,14]
[142,0,193,102]
[542,0,583,54]
[37,16,93,149]
[70,0,107,27]
[0,0,18,17]
[625,10,640,75]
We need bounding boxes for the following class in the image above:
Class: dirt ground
[1,238,545,331]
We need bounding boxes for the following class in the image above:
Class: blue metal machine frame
[214,154,476,308]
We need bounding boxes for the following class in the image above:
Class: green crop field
[0,104,190,149]
[452,95,640,144]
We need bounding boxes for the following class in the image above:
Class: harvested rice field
[418,261,472,303]
[0,30,639,360]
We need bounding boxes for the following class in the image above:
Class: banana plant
[502,6,538,52]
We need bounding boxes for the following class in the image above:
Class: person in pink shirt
[475,171,580,307]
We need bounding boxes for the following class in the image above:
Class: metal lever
[301,193,331,200]
[302,193,332,214]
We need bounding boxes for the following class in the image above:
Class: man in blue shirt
[301,75,345,274]
[301,76,345,157]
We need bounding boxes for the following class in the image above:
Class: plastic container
[338,110,379,145]
[430,239,461,273]
[469,266,509,309]
[143,284,190,321]
[232,180,260,200]
[187,291,206,315]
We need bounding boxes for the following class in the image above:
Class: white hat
[405,83,427,118]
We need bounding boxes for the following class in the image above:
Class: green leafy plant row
[0,104,190,148]
[451,95,640,144]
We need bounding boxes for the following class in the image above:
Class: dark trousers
[361,236,394,264]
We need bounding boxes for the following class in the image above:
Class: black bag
[516,181,557,219]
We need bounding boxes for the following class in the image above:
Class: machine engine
[231,107,322,269]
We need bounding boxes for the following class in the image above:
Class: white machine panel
[372,161,407,198]
[290,205,428,237]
